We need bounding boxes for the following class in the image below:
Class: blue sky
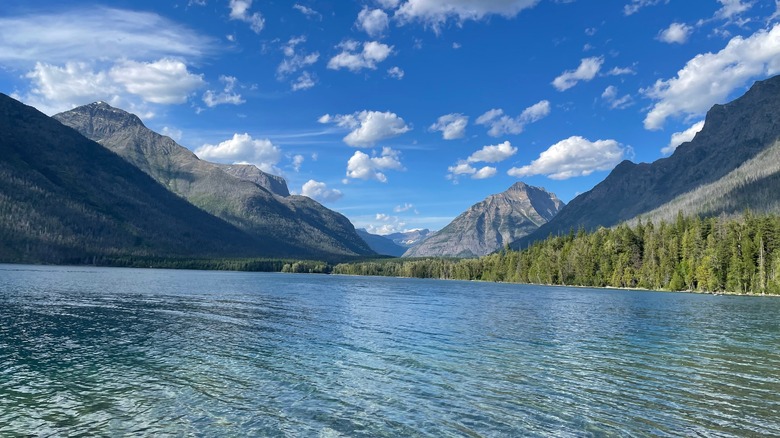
[2,0,779,234]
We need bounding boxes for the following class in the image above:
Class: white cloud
[552,57,603,91]
[394,0,540,30]
[229,0,265,33]
[23,62,119,113]
[446,161,497,182]
[161,126,183,142]
[475,100,551,137]
[293,4,321,19]
[378,0,401,9]
[662,120,705,155]
[658,22,692,44]
[508,136,627,180]
[473,166,498,179]
[467,141,518,163]
[291,71,316,91]
[292,154,305,171]
[277,36,319,77]
[623,0,667,16]
[319,110,411,146]
[601,85,634,109]
[109,58,205,104]
[367,213,407,235]
[394,203,415,212]
[328,40,393,72]
[607,66,636,75]
[357,8,390,37]
[195,133,282,174]
[203,75,244,107]
[346,147,404,182]
[301,180,343,203]
[430,113,468,139]
[0,8,213,66]
[716,0,752,20]
[642,24,780,130]
[388,66,405,79]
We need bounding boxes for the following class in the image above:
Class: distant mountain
[355,229,407,257]
[385,229,432,248]
[513,75,780,250]
[404,182,564,258]
[54,102,373,259]
[0,93,267,264]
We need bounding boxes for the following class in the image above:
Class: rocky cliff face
[512,75,780,249]
[54,102,374,259]
[404,182,564,258]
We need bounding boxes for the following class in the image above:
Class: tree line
[333,212,780,294]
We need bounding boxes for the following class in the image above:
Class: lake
[1,264,779,436]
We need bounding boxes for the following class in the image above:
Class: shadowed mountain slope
[513,75,780,249]
[54,102,373,259]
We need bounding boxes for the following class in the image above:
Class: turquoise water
[1,265,779,436]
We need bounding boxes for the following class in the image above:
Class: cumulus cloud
[291,71,316,91]
[301,180,343,203]
[292,154,305,171]
[0,8,213,66]
[228,0,265,33]
[715,0,752,20]
[319,110,411,146]
[642,24,780,130]
[662,120,705,155]
[203,75,244,107]
[109,59,205,104]
[601,85,634,109]
[552,57,603,91]
[658,22,692,44]
[346,147,404,182]
[467,141,518,163]
[357,8,390,37]
[446,161,497,182]
[508,136,627,180]
[475,100,550,137]
[195,133,282,174]
[387,66,405,79]
[367,213,407,235]
[430,113,468,139]
[327,40,393,72]
[394,0,540,30]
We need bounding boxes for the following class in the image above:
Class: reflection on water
[1,265,779,436]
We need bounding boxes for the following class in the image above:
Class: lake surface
[1,265,779,436]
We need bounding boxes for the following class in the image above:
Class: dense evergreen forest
[333,212,780,295]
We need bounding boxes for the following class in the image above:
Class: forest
[333,212,780,295]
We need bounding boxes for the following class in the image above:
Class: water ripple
[1,266,780,436]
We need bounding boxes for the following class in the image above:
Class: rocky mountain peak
[57,101,146,141]
[403,183,564,258]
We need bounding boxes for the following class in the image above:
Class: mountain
[54,102,373,259]
[404,182,564,258]
[0,93,270,264]
[385,229,432,248]
[513,75,780,250]
[355,229,407,257]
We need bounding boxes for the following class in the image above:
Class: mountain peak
[404,183,564,258]
[56,101,145,140]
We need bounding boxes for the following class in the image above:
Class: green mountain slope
[54,102,374,259]
[513,75,780,249]
[0,93,270,263]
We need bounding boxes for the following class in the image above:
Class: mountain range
[53,102,373,259]
[512,74,780,250]
[405,182,564,258]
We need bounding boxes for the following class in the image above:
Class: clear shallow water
[1,265,779,437]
